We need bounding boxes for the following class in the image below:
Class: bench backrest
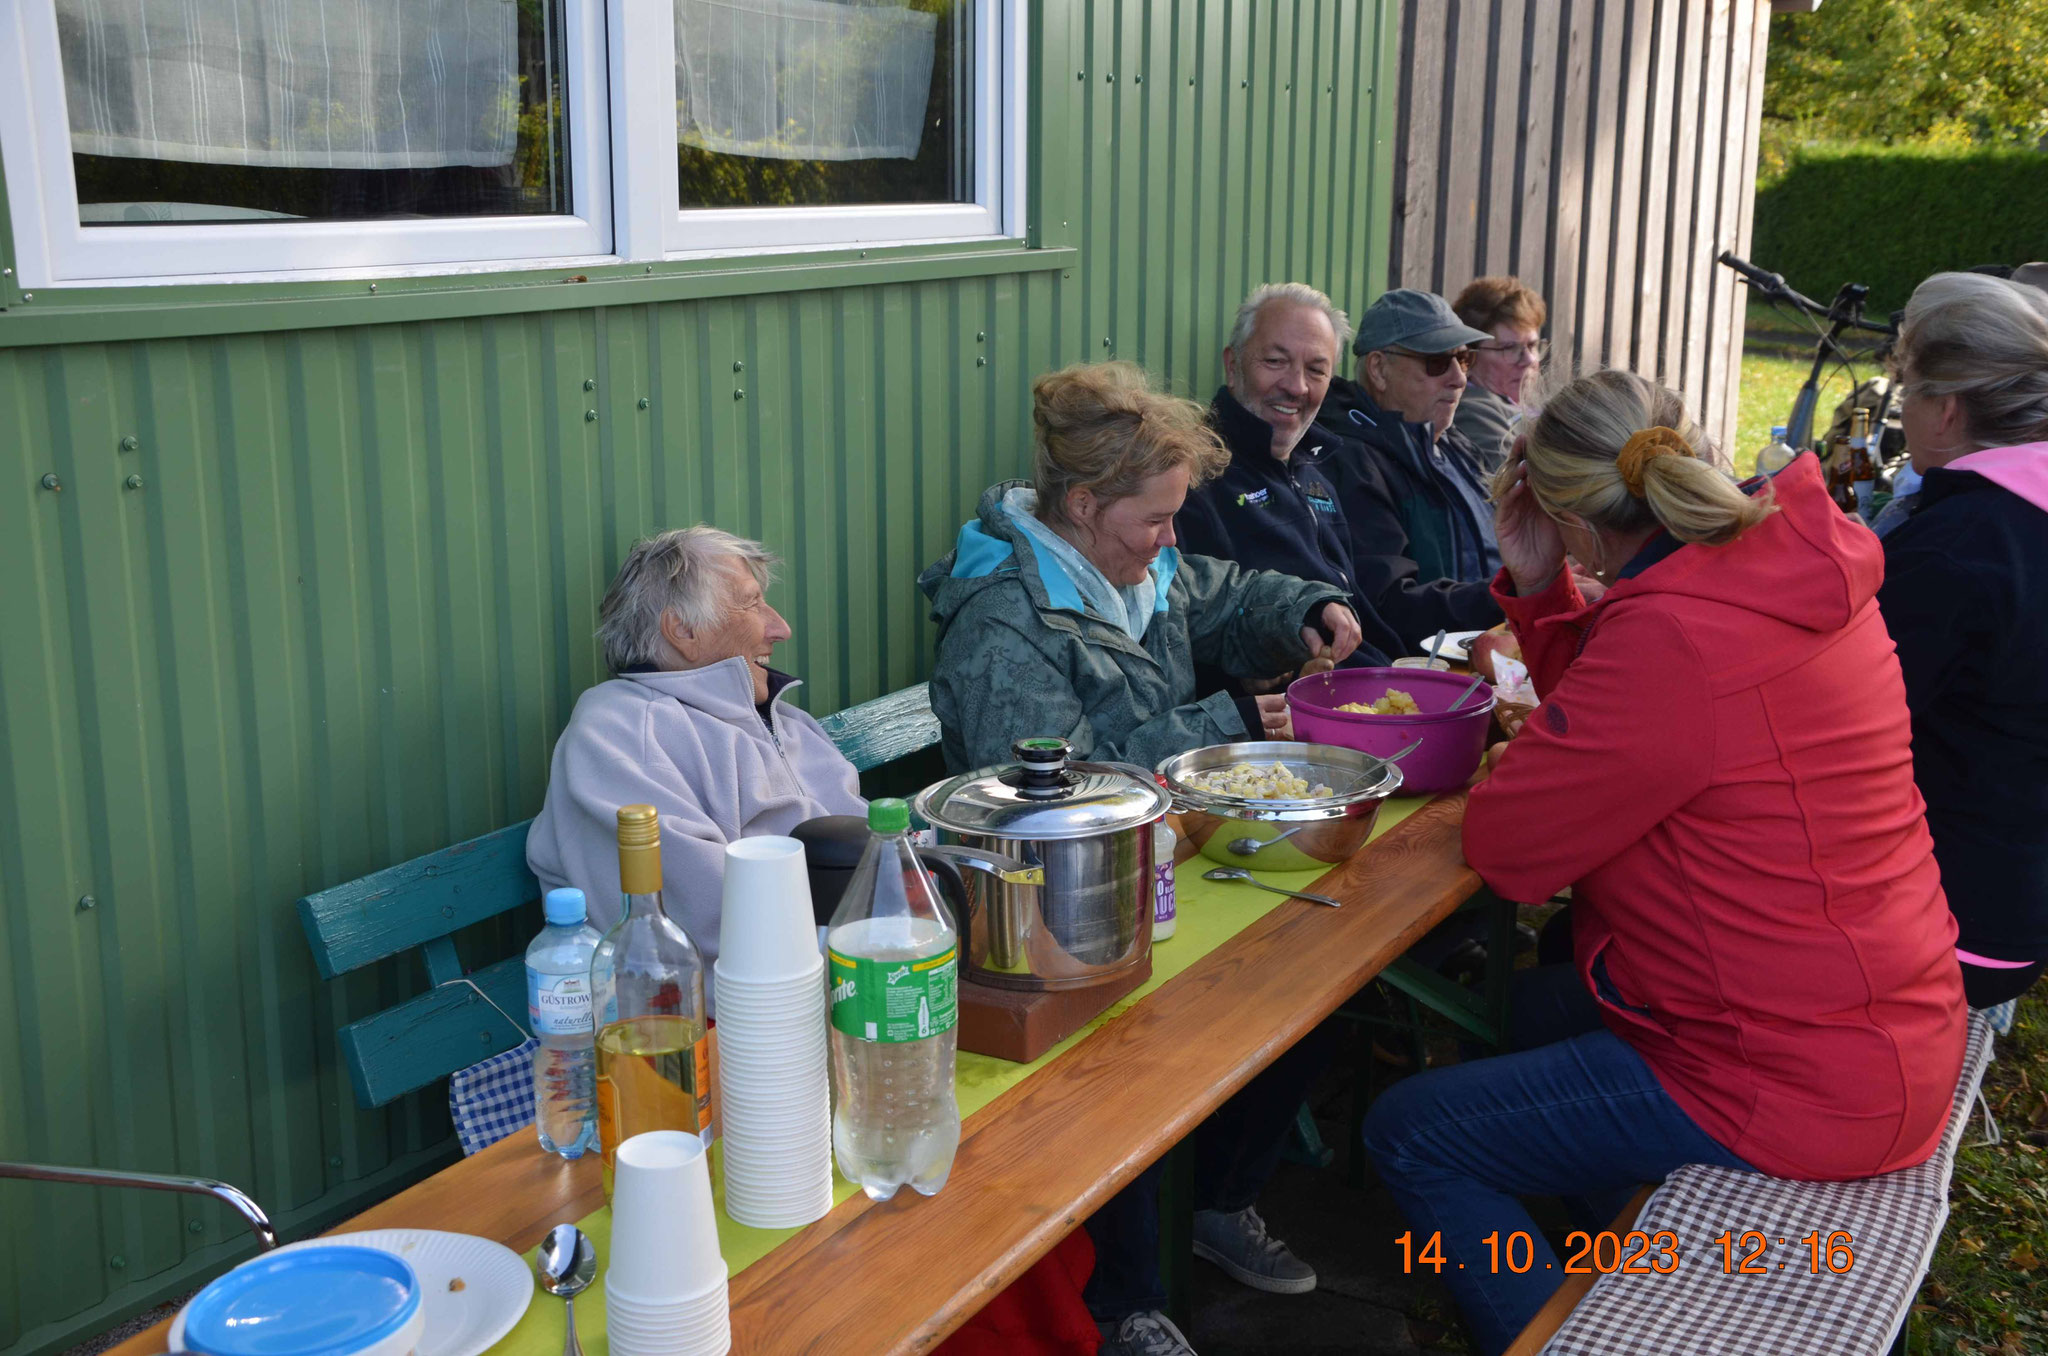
[299,682,940,1108]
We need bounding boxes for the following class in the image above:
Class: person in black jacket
[1310,289,1505,650]
[1176,283,1402,674]
[1877,270,2048,1009]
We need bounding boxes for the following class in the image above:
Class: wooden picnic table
[108,793,1479,1356]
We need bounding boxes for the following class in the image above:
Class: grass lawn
[1913,992,2048,1353]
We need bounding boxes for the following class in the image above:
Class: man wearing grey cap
[1310,288,1504,649]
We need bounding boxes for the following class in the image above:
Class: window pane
[59,0,570,225]
[675,0,973,211]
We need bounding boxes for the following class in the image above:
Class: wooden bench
[1505,1012,2001,1356]
[297,682,941,1110]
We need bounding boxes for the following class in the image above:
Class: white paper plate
[172,1230,533,1356]
[1431,629,1488,664]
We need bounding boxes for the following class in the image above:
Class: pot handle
[913,849,973,974]
[917,843,1046,887]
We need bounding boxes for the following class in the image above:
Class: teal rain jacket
[917,481,1348,772]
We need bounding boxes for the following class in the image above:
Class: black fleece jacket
[1878,465,2048,960]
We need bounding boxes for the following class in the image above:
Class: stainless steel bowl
[1156,741,1405,872]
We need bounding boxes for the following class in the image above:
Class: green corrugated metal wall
[0,3,1398,1350]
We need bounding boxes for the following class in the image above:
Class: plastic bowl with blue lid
[175,1245,425,1356]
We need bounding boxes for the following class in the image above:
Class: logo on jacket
[1235,488,1270,508]
[1305,492,1337,514]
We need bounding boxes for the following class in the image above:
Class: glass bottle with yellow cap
[590,804,712,1193]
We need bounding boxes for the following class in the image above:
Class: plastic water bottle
[827,799,961,1201]
[526,887,602,1159]
[1754,425,1798,477]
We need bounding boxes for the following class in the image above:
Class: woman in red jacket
[1361,370,1967,1355]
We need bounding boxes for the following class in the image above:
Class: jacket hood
[1603,454,1881,634]
[918,480,1181,626]
[1313,378,1432,463]
[621,660,799,724]
[1946,442,2048,513]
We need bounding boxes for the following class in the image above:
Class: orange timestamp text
[1395,1229,1858,1275]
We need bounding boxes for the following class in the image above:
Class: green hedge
[1751,143,2048,314]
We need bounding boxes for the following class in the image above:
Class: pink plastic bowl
[1285,667,1496,795]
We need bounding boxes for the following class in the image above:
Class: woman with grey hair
[1878,270,2048,1008]
[526,525,864,940]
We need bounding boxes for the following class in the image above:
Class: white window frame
[0,0,614,287]
[651,0,1025,257]
[0,0,1022,289]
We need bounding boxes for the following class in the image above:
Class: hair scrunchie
[1615,425,1694,497]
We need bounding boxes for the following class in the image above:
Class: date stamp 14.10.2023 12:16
[1396,1228,1860,1276]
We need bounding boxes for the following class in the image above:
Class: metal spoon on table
[1201,867,1345,908]
[538,1223,598,1356]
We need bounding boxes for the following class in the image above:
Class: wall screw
[20,292,31,302]
[41,473,61,491]
[583,377,596,391]
[734,389,745,400]
[188,1220,205,1235]
[976,332,986,342]
[2,266,11,276]
[120,436,139,452]
[367,283,377,293]
[1102,337,1112,347]
[480,1031,493,1046]
[78,894,96,911]
[1077,71,1085,81]
[977,356,987,367]
[637,397,650,410]
[1134,75,1142,84]
[109,1256,125,1270]
[1189,77,1196,86]
[328,1155,344,1169]
[584,409,598,422]
[733,360,744,372]
[1241,79,1248,88]
[125,475,143,490]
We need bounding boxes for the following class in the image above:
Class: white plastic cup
[717,838,820,981]
[607,1132,725,1301]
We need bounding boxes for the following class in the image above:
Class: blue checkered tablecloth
[449,1038,538,1156]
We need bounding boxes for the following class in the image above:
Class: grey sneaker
[1098,1310,1197,1356]
[1192,1205,1317,1294]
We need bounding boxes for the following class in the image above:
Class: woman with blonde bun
[1362,369,1965,1355]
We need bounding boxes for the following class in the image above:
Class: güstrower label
[829,946,959,1043]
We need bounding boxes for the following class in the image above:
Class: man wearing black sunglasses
[1310,288,1506,650]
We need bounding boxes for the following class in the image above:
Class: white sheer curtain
[56,0,519,170]
[675,0,938,162]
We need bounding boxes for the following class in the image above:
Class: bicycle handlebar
[1717,251,1897,336]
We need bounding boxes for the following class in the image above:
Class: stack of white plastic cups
[712,836,835,1229]
[606,1131,730,1356]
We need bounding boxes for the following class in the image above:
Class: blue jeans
[1362,966,1752,1356]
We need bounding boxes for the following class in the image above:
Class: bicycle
[1717,251,1903,464]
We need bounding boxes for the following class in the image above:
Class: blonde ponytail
[1496,369,1774,547]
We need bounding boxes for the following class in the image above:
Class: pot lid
[913,737,1170,839]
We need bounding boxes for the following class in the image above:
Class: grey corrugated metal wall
[0,4,1401,1351]
[1389,0,1771,449]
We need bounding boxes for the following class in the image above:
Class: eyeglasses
[1474,339,1550,361]
[1391,347,1476,377]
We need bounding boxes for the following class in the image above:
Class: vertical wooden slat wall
[1389,0,1774,449]
[0,5,1401,1352]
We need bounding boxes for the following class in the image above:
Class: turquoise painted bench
[298,682,941,1109]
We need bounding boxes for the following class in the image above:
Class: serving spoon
[1201,867,1344,908]
[538,1223,598,1356]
